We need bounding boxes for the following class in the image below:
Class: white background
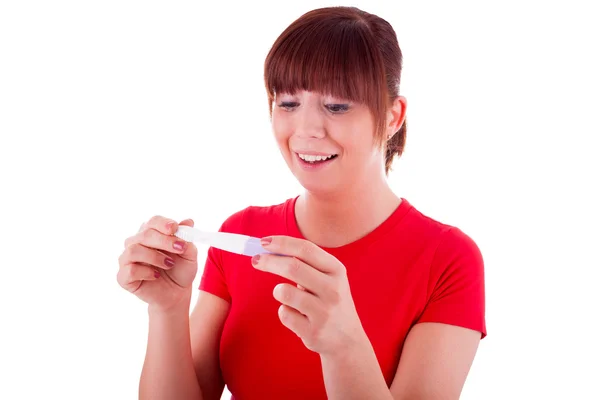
[1,1,598,399]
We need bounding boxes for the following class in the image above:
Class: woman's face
[271,90,391,194]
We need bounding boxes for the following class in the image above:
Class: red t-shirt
[199,196,486,399]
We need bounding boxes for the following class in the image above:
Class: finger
[174,239,198,262]
[117,263,160,292]
[124,228,189,256]
[252,253,328,296]
[174,220,198,261]
[119,243,178,270]
[278,304,311,338]
[145,215,180,235]
[259,236,341,274]
[273,283,322,321]
[174,219,198,260]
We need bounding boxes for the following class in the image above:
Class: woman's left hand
[251,235,368,356]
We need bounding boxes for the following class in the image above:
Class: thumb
[174,218,198,262]
[178,218,194,227]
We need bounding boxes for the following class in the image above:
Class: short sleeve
[417,227,487,338]
[198,208,248,303]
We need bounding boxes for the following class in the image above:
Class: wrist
[320,330,372,362]
[148,289,192,319]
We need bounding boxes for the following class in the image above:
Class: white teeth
[298,153,336,162]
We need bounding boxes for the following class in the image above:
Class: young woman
[117,6,486,400]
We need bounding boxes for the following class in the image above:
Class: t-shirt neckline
[285,195,413,253]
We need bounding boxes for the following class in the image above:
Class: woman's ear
[387,96,407,135]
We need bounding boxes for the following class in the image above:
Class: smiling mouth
[296,153,338,163]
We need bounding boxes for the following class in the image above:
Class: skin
[117,90,481,400]
[271,90,404,248]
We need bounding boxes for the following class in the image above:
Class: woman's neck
[294,180,401,248]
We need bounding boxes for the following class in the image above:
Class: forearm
[320,335,393,400]
[139,292,202,400]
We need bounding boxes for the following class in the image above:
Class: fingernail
[167,221,175,231]
[260,237,272,246]
[154,271,161,278]
[173,241,185,251]
[164,257,175,268]
[251,254,260,265]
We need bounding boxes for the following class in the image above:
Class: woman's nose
[294,106,326,139]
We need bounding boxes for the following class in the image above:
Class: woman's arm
[255,231,484,400]
[320,322,481,400]
[139,290,230,400]
[319,331,393,400]
[189,291,231,400]
[389,323,481,399]
[139,289,202,399]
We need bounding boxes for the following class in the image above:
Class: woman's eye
[278,102,298,110]
[327,104,349,113]
[277,102,349,113]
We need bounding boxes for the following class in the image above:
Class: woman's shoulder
[403,201,482,262]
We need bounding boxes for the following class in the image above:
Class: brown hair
[264,6,407,174]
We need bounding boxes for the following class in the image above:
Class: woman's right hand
[117,216,198,312]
